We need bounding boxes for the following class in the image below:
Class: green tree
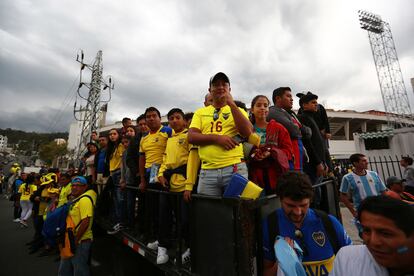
[39,141,68,166]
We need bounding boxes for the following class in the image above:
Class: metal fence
[368,154,414,182]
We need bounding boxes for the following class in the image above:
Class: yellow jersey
[18,183,37,201]
[57,183,72,207]
[158,129,191,192]
[109,143,125,172]
[190,105,247,169]
[38,188,50,216]
[139,125,172,169]
[69,189,97,241]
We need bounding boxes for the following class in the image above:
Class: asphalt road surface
[0,196,163,276]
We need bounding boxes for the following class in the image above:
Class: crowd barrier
[94,177,340,276]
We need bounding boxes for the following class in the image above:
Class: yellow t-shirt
[158,129,191,192]
[38,188,50,216]
[57,183,72,208]
[109,143,125,172]
[18,183,37,201]
[189,105,247,169]
[69,189,97,241]
[139,126,172,169]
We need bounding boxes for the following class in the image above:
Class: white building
[54,138,67,145]
[0,135,8,151]
[327,109,414,160]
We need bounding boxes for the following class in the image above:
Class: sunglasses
[294,229,309,256]
[213,108,220,121]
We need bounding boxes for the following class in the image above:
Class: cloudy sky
[1,0,414,132]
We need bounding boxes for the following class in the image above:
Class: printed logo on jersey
[222,112,230,120]
[178,138,185,145]
[312,231,325,247]
[302,255,335,276]
[153,137,159,143]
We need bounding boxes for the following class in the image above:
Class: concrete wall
[353,127,414,180]
[329,140,356,159]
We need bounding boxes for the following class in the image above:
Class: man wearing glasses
[188,72,253,196]
[262,171,352,276]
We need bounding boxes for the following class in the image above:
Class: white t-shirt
[330,245,388,276]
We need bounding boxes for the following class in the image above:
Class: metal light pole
[358,10,412,128]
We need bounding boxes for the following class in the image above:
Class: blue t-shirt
[340,170,386,209]
[263,208,352,275]
[96,149,106,174]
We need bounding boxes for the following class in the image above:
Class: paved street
[339,205,363,245]
[0,197,59,276]
[0,196,165,276]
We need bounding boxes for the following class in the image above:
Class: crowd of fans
[1,72,413,275]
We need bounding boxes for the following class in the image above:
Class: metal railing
[368,154,414,181]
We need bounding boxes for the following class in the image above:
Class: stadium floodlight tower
[73,50,114,163]
[358,10,412,129]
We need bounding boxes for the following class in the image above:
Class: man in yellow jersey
[139,107,172,242]
[57,173,72,207]
[58,176,95,276]
[29,174,53,254]
[188,72,253,196]
[149,108,192,264]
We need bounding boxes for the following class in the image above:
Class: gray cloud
[1,0,413,133]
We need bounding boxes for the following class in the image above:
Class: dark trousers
[13,200,21,219]
[126,188,137,227]
[158,192,190,249]
[137,190,147,234]
[405,186,414,196]
[145,182,161,241]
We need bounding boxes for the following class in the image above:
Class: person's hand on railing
[119,179,126,190]
[316,163,325,177]
[183,190,192,202]
[139,179,147,192]
[158,175,168,189]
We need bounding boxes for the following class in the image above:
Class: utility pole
[73,50,114,163]
[358,10,412,128]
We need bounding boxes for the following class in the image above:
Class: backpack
[267,209,340,255]
[42,194,93,247]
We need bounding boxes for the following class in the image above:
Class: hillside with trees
[0,128,68,152]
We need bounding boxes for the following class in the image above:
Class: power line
[47,75,79,132]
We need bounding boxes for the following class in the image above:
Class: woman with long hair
[106,128,126,234]
[85,142,98,183]
[248,95,294,195]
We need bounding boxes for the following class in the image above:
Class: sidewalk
[340,205,363,245]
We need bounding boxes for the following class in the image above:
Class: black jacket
[298,111,326,166]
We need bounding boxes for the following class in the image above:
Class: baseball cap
[209,72,230,87]
[386,176,402,187]
[298,91,318,106]
[71,176,88,185]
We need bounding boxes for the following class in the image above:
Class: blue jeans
[111,171,126,224]
[197,162,248,196]
[58,241,92,276]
